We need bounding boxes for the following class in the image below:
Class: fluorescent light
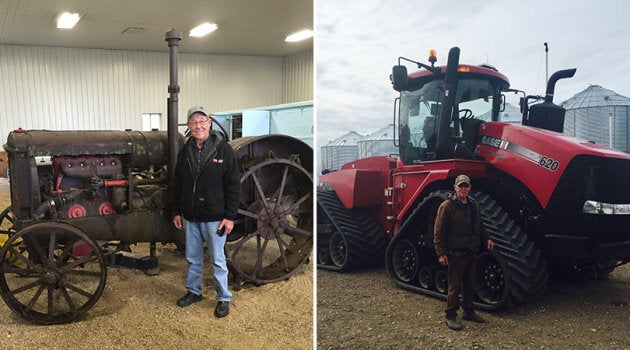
[189,22,218,37]
[57,12,80,29]
[285,29,313,42]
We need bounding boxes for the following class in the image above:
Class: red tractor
[317,47,630,309]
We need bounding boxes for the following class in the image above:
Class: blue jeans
[183,219,232,302]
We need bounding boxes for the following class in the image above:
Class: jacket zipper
[187,157,199,208]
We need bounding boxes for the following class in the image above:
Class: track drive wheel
[474,251,508,305]
[328,232,348,267]
[0,222,107,324]
[390,239,419,283]
[418,266,434,289]
[434,269,448,294]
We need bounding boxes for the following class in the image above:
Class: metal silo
[320,131,364,173]
[563,85,630,152]
[500,103,522,124]
[357,124,398,158]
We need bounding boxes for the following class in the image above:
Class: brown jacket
[433,194,490,256]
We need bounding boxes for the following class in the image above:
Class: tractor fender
[319,156,395,209]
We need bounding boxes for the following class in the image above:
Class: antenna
[544,42,549,85]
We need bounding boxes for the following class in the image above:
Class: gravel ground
[0,178,314,350]
[317,264,630,350]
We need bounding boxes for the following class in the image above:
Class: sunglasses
[457,183,470,188]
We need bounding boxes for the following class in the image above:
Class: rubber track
[386,190,548,309]
[473,191,549,304]
[316,189,389,271]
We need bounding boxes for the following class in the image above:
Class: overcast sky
[315,0,630,148]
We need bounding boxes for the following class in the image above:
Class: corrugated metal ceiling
[0,0,312,56]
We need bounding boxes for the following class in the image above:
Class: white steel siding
[0,44,312,138]
[283,50,313,103]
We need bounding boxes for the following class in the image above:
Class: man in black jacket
[172,106,240,318]
[434,174,494,330]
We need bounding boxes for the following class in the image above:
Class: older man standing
[172,106,240,318]
[434,174,494,330]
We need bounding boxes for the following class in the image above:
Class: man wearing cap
[172,106,240,318]
[434,174,494,330]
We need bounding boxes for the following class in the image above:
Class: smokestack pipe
[165,29,181,184]
[544,68,576,103]
[435,47,460,158]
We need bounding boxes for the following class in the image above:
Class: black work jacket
[433,194,490,256]
[172,130,240,222]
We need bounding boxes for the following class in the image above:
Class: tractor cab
[392,48,510,165]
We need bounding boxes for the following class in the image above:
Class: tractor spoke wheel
[391,239,419,283]
[0,206,19,265]
[0,222,107,324]
[0,206,17,237]
[228,158,312,284]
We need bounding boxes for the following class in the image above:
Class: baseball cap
[455,174,471,186]
[187,106,209,119]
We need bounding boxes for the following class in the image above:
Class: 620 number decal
[539,156,559,171]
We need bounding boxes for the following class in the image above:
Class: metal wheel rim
[227,158,313,284]
[318,247,331,265]
[418,266,433,289]
[434,269,448,294]
[0,222,107,324]
[328,232,347,267]
[391,239,419,283]
[474,251,508,305]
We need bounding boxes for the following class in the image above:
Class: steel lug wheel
[0,222,107,324]
[228,158,312,284]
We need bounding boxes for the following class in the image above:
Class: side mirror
[391,65,408,92]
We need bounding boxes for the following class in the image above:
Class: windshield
[398,78,501,164]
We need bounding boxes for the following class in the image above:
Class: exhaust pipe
[525,68,577,133]
[165,29,181,184]
[544,68,576,103]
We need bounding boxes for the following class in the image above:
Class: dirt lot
[0,178,314,350]
[318,260,630,349]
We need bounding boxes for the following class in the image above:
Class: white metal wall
[0,44,313,139]
[283,50,312,103]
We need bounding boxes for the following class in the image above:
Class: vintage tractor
[317,47,630,309]
[0,29,313,324]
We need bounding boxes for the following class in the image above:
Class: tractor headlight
[582,200,630,215]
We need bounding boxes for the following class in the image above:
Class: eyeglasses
[457,183,470,188]
[188,119,210,126]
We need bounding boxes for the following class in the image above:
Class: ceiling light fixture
[57,12,81,29]
[285,29,313,42]
[189,22,218,37]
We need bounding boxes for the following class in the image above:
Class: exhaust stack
[165,29,181,184]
